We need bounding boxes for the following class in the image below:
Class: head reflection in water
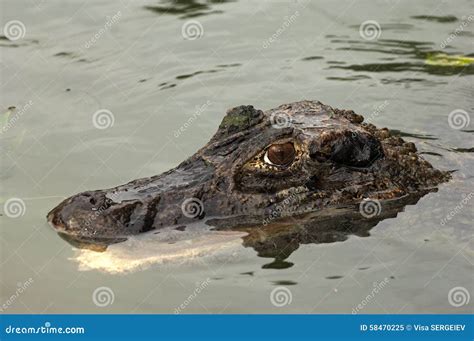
[72,193,427,273]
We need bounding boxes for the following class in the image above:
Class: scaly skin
[47,100,451,249]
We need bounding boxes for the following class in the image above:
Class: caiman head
[47,100,450,249]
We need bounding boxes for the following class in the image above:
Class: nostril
[80,191,111,210]
[77,192,103,207]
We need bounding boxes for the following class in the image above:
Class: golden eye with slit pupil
[264,142,296,166]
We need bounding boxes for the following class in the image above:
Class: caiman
[47,100,451,255]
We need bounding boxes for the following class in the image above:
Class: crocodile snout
[47,191,128,250]
[48,191,106,232]
[47,188,164,250]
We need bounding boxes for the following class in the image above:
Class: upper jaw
[47,189,141,237]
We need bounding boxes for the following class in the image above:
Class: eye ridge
[264,142,296,167]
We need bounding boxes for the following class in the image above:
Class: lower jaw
[57,232,127,252]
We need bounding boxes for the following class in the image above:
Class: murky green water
[1,0,473,314]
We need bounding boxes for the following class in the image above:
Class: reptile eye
[264,142,296,167]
